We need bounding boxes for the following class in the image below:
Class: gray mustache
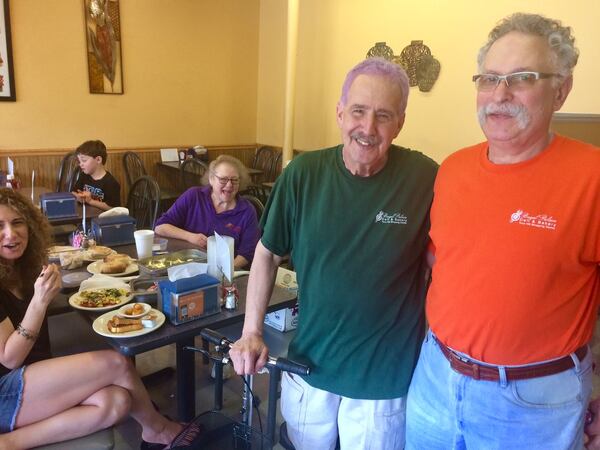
[483,103,524,116]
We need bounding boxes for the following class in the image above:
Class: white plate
[92,309,165,338]
[117,302,151,319]
[69,288,133,311]
[87,260,139,277]
[82,248,117,262]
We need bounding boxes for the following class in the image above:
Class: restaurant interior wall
[256,0,600,163]
[0,0,260,150]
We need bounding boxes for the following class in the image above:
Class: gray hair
[478,13,579,80]
[203,154,251,191]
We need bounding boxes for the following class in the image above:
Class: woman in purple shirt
[155,155,260,269]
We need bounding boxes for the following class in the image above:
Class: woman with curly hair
[0,188,183,449]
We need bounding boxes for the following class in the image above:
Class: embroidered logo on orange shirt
[509,210,557,230]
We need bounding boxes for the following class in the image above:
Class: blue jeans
[405,331,593,450]
[0,366,25,433]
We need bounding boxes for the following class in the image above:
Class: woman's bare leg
[0,386,130,450]
[8,350,181,446]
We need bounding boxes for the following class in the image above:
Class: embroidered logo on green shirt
[375,210,408,224]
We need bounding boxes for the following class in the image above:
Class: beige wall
[1,0,259,151]
[256,0,600,162]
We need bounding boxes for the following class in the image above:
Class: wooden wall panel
[0,144,259,206]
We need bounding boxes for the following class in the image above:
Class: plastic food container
[129,278,166,305]
[153,238,168,252]
[137,249,207,277]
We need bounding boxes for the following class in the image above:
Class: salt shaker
[224,285,238,310]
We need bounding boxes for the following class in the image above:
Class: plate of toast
[87,253,139,277]
[69,287,133,311]
[92,308,165,338]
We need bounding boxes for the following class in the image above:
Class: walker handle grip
[200,328,232,347]
[269,356,311,376]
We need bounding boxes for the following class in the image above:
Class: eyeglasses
[211,172,240,186]
[472,71,560,91]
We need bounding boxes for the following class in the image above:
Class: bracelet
[16,323,39,341]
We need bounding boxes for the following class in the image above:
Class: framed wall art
[0,0,16,101]
[84,0,124,94]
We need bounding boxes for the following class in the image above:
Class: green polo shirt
[261,145,437,398]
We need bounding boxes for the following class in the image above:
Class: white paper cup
[134,230,154,259]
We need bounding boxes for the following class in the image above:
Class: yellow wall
[1,0,259,150]
[257,0,600,162]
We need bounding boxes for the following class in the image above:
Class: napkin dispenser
[91,215,136,246]
[40,192,77,219]
[158,274,220,325]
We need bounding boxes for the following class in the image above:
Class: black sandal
[168,421,206,449]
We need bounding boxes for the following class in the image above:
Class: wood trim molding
[0,144,259,157]
[552,113,600,122]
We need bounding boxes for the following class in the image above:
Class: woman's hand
[188,232,208,250]
[31,264,62,308]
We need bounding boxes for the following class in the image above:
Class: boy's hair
[76,140,108,164]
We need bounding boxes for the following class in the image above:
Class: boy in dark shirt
[72,140,121,211]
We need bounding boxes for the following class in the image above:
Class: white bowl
[117,302,151,319]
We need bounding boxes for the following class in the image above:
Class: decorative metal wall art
[0,0,15,101]
[366,42,394,61]
[366,39,441,92]
[84,0,124,94]
[399,40,431,87]
[416,55,441,92]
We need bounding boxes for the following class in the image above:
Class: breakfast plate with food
[92,309,165,338]
[82,245,117,262]
[69,287,133,311]
[87,253,138,276]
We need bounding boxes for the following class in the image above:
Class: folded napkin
[168,262,208,282]
[98,207,130,218]
[79,274,130,292]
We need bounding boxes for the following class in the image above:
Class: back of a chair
[252,146,276,183]
[126,175,161,229]
[123,151,147,188]
[181,158,208,190]
[241,194,265,221]
[56,152,81,192]
[267,151,283,182]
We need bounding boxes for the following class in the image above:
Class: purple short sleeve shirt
[155,186,260,262]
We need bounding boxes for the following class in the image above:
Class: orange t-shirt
[427,135,600,365]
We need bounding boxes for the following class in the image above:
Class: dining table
[54,238,297,421]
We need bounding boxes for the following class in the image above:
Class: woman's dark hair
[0,188,51,289]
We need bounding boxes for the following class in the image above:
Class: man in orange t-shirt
[405,13,600,450]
